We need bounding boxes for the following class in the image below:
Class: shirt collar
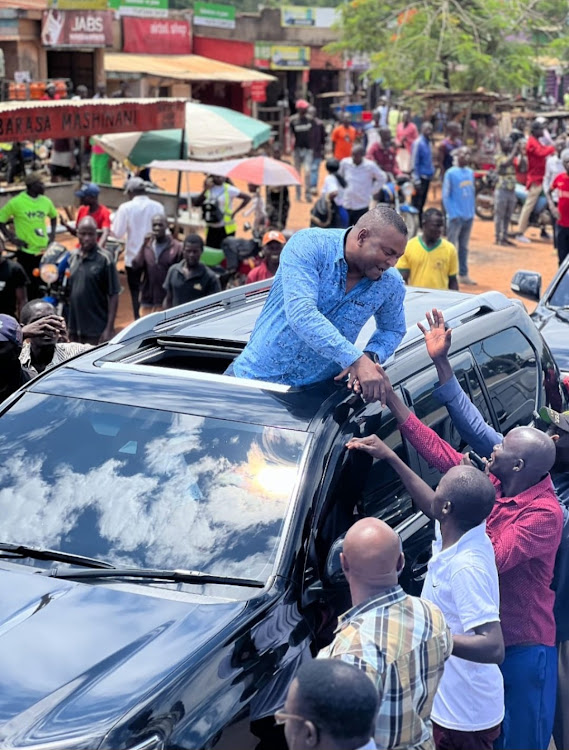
[434,521,487,558]
[419,236,441,252]
[338,585,406,627]
[334,229,351,264]
[496,473,554,506]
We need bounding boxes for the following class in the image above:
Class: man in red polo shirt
[516,119,555,243]
[547,147,569,265]
[62,183,111,253]
[351,365,562,750]
[246,230,285,284]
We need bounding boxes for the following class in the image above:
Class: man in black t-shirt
[0,246,28,319]
[67,217,120,345]
[163,234,221,309]
[290,99,314,202]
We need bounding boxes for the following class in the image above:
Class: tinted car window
[471,328,537,432]
[0,393,309,582]
[549,269,569,308]
[358,407,414,528]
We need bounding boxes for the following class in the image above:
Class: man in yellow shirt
[396,208,459,290]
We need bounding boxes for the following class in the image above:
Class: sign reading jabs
[0,100,186,141]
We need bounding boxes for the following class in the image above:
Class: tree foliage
[332,0,569,92]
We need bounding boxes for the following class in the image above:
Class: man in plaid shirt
[319,518,452,750]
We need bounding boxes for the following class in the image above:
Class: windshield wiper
[0,543,115,569]
[45,567,265,588]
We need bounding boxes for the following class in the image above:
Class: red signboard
[0,100,186,142]
[123,18,191,54]
[41,10,113,48]
[249,81,267,102]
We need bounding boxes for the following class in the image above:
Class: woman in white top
[319,158,349,227]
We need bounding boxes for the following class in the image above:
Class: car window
[540,342,566,412]
[357,407,414,528]
[549,268,569,308]
[471,328,537,433]
[0,393,309,583]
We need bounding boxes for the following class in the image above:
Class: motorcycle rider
[516,119,555,243]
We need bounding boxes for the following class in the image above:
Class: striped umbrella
[223,156,300,186]
[94,102,272,166]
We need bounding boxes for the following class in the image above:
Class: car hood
[0,566,245,748]
[533,307,569,372]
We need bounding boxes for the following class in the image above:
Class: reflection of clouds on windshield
[0,406,307,580]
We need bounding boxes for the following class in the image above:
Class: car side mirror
[511,270,542,302]
[324,533,348,587]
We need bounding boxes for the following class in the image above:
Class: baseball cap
[539,406,569,434]
[0,314,23,346]
[296,99,309,110]
[124,176,147,194]
[75,183,100,199]
[262,230,286,247]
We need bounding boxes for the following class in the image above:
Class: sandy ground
[113,166,560,331]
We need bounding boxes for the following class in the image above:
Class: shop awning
[0,98,186,142]
[104,53,276,85]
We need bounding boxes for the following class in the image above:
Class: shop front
[41,8,112,93]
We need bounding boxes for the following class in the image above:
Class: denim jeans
[293,147,313,199]
[447,217,473,277]
[309,157,322,190]
[494,188,516,242]
[495,644,557,750]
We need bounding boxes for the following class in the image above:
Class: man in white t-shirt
[193,175,250,249]
[339,145,386,226]
[111,177,165,320]
[347,436,505,750]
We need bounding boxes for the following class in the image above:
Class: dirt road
[114,168,559,331]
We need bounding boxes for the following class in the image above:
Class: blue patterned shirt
[232,228,406,386]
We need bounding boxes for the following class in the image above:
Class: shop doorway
[47,50,95,95]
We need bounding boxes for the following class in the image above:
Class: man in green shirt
[0,172,57,296]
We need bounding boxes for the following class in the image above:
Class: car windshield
[549,269,569,308]
[0,393,309,583]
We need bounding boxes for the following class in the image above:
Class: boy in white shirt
[347,435,505,750]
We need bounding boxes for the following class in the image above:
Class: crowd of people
[0,96,568,750]
[229,207,569,750]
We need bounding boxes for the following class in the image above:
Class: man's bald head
[341,518,404,595]
[77,215,97,231]
[489,426,556,486]
[435,465,495,531]
[355,205,408,239]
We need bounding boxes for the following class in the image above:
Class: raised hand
[417,308,452,362]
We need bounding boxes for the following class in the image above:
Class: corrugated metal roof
[104,53,276,84]
[0,0,46,10]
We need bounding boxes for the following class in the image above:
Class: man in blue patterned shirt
[231,207,408,403]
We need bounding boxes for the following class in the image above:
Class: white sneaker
[515,235,531,243]
[459,275,478,285]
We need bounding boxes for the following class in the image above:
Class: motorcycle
[474,169,498,221]
[33,242,71,316]
[375,174,420,237]
[475,171,553,233]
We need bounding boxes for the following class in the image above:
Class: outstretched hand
[346,434,394,460]
[417,308,452,361]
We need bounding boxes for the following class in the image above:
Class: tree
[331,0,569,92]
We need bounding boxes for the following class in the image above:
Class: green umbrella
[94,103,272,166]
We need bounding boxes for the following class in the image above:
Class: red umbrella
[224,156,301,186]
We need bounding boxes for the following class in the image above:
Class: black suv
[0,283,564,750]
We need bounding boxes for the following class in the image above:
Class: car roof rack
[388,290,514,362]
[112,279,273,345]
